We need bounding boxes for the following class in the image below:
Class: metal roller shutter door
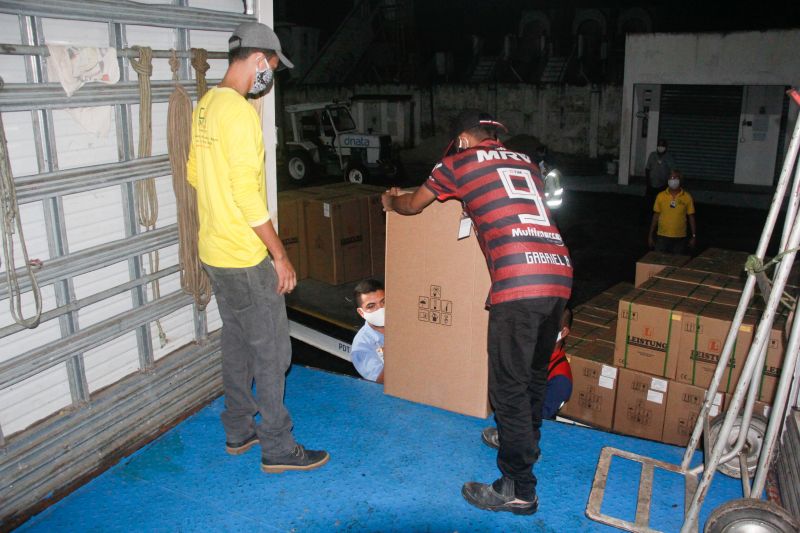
[658,84,743,182]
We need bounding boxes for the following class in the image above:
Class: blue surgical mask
[249,57,274,96]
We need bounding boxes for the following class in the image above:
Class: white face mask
[668,178,680,190]
[657,146,666,154]
[362,307,385,327]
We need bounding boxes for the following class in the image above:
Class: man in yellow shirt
[648,170,697,255]
[187,21,328,473]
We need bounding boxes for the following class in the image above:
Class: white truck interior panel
[0,0,271,524]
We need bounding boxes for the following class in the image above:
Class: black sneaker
[261,445,330,473]
[481,427,499,449]
[462,477,539,515]
[225,434,259,455]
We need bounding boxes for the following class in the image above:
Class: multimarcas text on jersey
[424,139,572,305]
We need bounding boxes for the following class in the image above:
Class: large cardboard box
[662,381,725,446]
[384,200,492,418]
[634,251,691,287]
[613,368,669,442]
[573,304,617,328]
[614,289,684,379]
[676,302,756,393]
[304,192,372,285]
[560,341,617,430]
[277,189,322,280]
[316,183,386,277]
[362,188,386,277]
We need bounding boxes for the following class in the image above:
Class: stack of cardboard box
[561,248,790,446]
[380,202,789,444]
[277,183,386,285]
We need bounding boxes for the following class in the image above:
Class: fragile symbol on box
[627,402,652,424]
[578,390,602,411]
[418,285,452,326]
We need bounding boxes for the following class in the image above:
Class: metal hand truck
[586,88,800,533]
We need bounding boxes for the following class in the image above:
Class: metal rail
[0,290,193,389]
[0,0,252,31]
[13,155,171,204]
[0,79,221,111]
[0,224,178,300]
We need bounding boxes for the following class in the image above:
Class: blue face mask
[249,57,274,96]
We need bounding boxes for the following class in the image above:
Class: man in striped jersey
[382,110,572,515]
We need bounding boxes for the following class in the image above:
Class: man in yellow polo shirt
[648,170,697,255]
[187,22,328,473]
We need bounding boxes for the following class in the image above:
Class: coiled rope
[0,97,42,328]
[131,47,166,347]
[167,50,211,309]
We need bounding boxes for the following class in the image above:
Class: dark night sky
[283,0,800,47]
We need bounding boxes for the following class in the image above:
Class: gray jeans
[204,258,297,457]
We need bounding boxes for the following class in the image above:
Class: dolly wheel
[707,412,767,479]
[704,498,799,533]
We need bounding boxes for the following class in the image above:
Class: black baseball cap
[229,21,294,69]
[450,109,507,138]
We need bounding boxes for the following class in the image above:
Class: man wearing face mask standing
[187,21,329,473]
[351,279,386,383]
[648,170,697,254]
[643,139,676,220]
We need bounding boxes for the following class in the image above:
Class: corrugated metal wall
[0,0,252,526]
[658,84,743,182]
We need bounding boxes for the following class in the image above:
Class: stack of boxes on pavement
[560,249,793,446]
[277,183,386,285]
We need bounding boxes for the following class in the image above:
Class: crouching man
[351,279,385,383]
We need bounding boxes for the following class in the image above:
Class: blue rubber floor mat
[18,365,743,532]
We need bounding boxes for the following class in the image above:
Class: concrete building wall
[283,83,623,159]
[619,30,800,186]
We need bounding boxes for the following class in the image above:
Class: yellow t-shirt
[653,189,695,238]
[187,87,270,268]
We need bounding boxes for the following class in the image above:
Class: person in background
[643,139,676,220]
[480,307,574,449]
[648,170,697,254]
[351,279,385,383]
[187,21,328,474]
[382,109,572,516]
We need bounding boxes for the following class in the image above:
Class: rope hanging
[167,50,211,310]
[0,110,42,328]
[745,252,799,311]
[190,48,210,99]
[131,46,167,347]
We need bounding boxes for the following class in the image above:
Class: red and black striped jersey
[424,139,572,305]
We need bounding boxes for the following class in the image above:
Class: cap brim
[276,50,294,70]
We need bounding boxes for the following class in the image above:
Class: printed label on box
[646,390,664,404]
[650,378,668,392]
[458,215,472,240]
[598,376,615,390]
[601,365,617,379]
